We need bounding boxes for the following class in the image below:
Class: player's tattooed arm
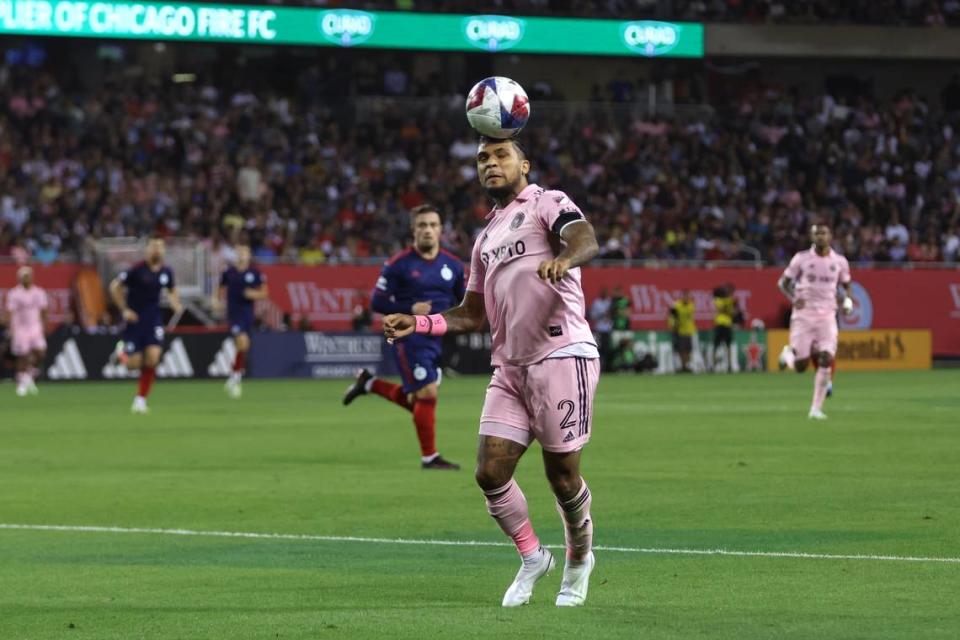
[383,291,486,340]
[778,276,795,303]
[538,220,600,284]
[441,291,487,333]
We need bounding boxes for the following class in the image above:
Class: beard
[416,238,437,253]
[484,175,523,203]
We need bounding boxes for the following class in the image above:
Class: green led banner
[0,2,704,57]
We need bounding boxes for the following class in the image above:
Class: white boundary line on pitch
[1,523,958,565]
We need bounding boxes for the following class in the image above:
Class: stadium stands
[0,62,958,266]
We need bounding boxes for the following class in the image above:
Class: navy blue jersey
[371,248,465,317]
[119,261,175,326]
[220,266,265,315]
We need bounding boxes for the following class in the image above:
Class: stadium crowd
[1,62,959,266]
[217,0,960,27]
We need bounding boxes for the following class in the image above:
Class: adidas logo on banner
[47,339,88,380]
[207,338,236,378]
[157,338,194,378]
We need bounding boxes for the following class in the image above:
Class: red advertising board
[261,264,960,356]
[0,263,80,324]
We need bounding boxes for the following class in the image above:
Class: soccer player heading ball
[109,238,183,414]
[383,135,602,608]
[777,223,855,419]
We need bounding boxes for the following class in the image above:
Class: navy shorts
[391,337,442,394]
[123,321,164,354]
[229,309,254,336]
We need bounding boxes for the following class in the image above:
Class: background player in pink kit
[777,223,854,420]
[3,266,48,397]
[384,137,601,608]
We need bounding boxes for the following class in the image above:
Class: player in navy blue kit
[108,238,183,413]
[343,205,465,470]
[218,245,268,399]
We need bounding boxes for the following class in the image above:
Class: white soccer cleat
[15,384,28,397]
[501,546,555,608]
[131,396,149,414]
[778,345,795,371]
[26,380,39,395]
[225,378,242,399]
[556,551,596,607]
[808,408,827,421]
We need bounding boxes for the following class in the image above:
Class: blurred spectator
[669,290,696,373]
[0,60,959,267]
[351,292,373,331]
[589,287,613,371]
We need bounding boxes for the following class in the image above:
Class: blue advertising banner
[249,332,383,378]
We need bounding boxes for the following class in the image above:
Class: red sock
[412,397,437,458]
[371,379,413,411]
[138,366,156,398]
[233,350,246,373]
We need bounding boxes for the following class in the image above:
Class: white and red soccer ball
[465,76,530,139]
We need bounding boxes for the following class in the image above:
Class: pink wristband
[414,313,448,336]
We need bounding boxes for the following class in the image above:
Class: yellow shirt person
[669,291,696,373]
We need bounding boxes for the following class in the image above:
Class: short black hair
[410,204,442,224]
[478,135,527,160]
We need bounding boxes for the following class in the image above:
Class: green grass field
[1,370,959,639]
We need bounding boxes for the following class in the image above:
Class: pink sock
[812,366,830,411]
[483,479,541,557]
[557,479,594,564]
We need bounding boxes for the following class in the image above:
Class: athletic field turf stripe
[1,523,958,565]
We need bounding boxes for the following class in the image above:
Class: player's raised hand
[122,309,139,323]
[411,301,433,315]
[537,258,572,284]
[383,313,416,342]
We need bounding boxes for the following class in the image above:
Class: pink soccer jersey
[467,183,596,366]
[782,247,851,314]
[6,285,47,355]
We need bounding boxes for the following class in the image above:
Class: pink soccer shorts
[790,311,838,360]
[479,357,600,453]
[12,330,46,357]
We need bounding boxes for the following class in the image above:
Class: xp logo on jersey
[481,240,527,266]
[318,9,376,47]
[463,15,525,52]
[621,21,681,57]
[509,212,525,230]
[440,265,454,281]
[839,282,874,330]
